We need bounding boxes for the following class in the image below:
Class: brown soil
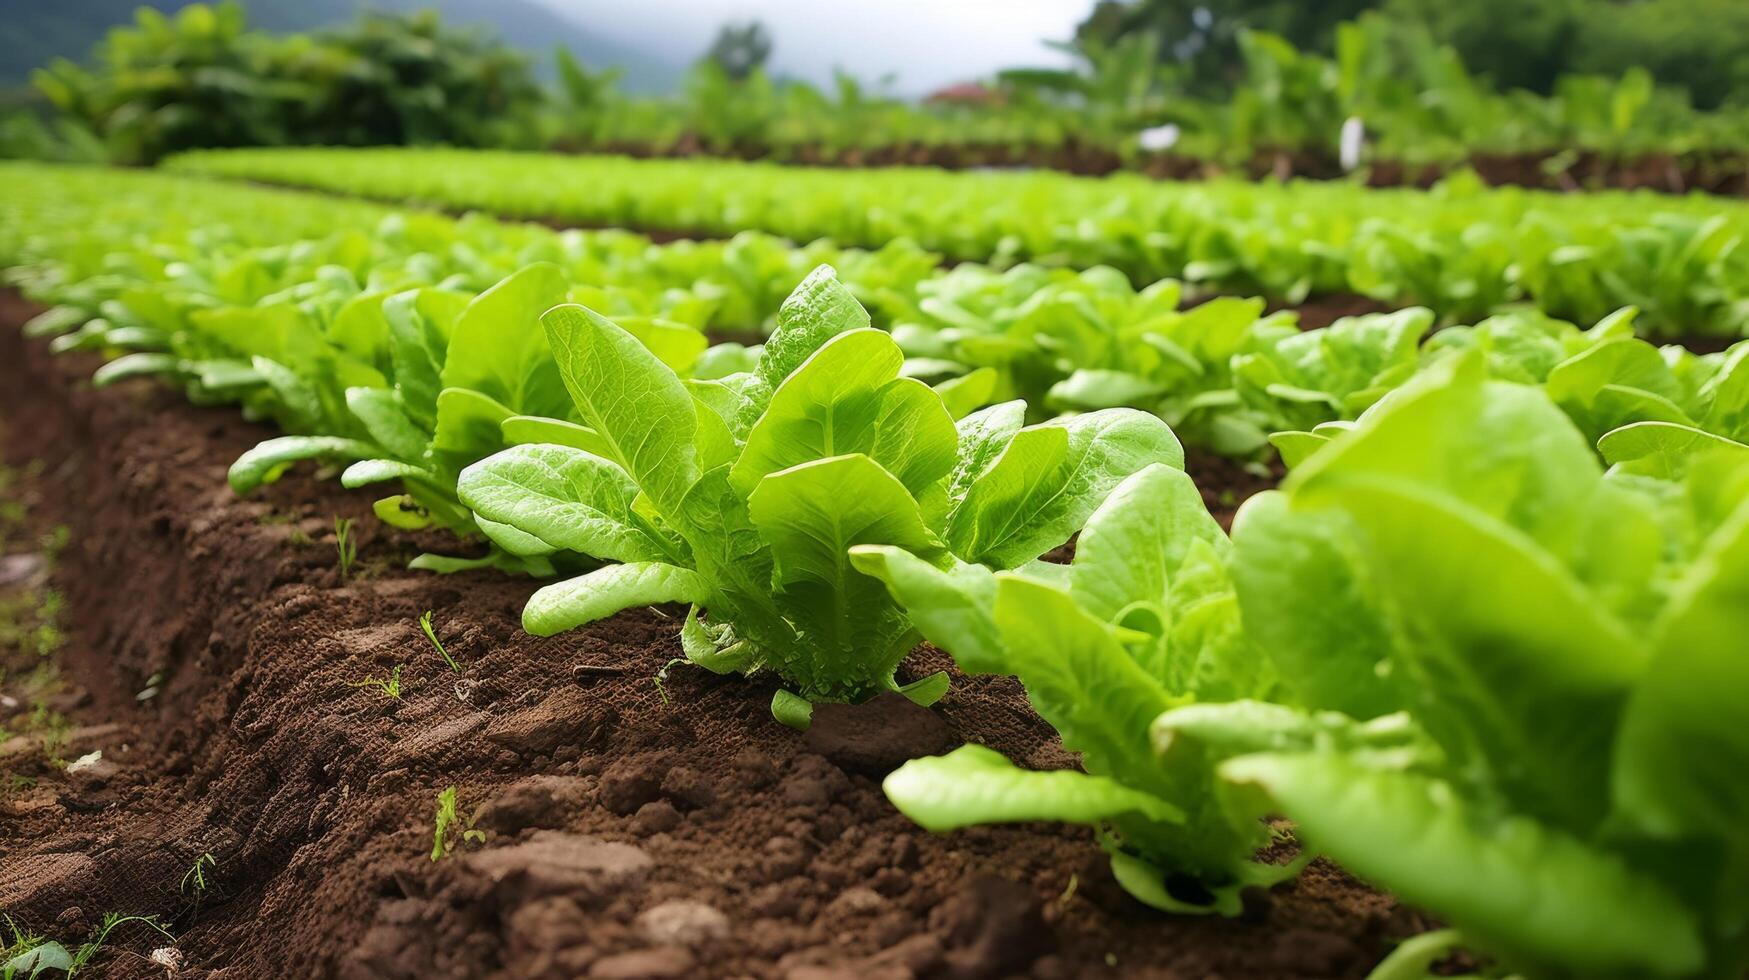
[0,291,1435,978]
[1268,295,1395,332]
[1662,334,1742,356]
[1182,450,1286,532]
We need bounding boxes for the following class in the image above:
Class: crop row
[8,165,1747,474]
[5,163,1748,977]
[164,147,1749,339]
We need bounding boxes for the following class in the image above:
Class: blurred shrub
[32,1,544,164]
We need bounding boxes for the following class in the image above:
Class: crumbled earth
[0,291,1436,978]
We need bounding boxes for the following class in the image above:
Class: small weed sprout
[419,611,460,673]
[2,774,38,798]
[333,517,358,579]
[40,525,69,560]
[346,664,403,701]
[179,852,218,920]
[32,705,71,767]
[431,785,485,860]
[180,852,216,898]
[2,914,47,967]
[651,657,687,706]
[70,913,175,975]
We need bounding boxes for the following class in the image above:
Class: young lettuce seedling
[431,785,485,860]
[459,266,1183,724]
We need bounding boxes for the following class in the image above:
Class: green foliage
[179,852,216,897]
[458,268,1182,715]
[332,517,358,580]
[419,610,459,673]
[1224,355,1749,977]
[704,21,772,82]
[861,463,1356,912]
[1082,0,1749,111]
[1,913,173,978]
[167,147,1749,339]
[33,2,542,163]
[1076,0,1377,97]
[346,664,402,700]
[431,785,485,860]
[524,3,1749,170]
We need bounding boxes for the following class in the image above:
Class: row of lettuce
[5,164,1747,978]
[165,147,1749,340]
[8,165,1747,482]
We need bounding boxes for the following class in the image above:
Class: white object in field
[1138,123,1181,152]
[1340,116,1366,171]
[150,947,184,974]
[66,749,103,773]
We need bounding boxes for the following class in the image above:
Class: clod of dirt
[588,946,697,978]
[868,933,945,974]
[779,754,852,806]
[475,775,591,833]
[803,692,958,775]
[731,747,777,788]
[598,756,666,815]
[384,712,491,770]
[505,895,593,958]
[824,885,891,924]
[466,832,652,902]
[929,874,1054,980]
[635,899,730,947]
[342,899,450,980]
[483,686,616,757]
[631,800,681,835]
[658,765,715,809]
[760,836,812,881]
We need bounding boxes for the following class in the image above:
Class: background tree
[32,2,543,164]
[705,21,773,83]
[1075,0,1749,107]
[1075,0,1376,93]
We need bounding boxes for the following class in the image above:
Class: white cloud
[534,0,1088,95]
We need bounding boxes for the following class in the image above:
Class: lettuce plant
[1232,306,1431,462]
[1219,354,1749,978]
[892,264,1293,456]
[166,147,1749,337]
[225,264,571,572]
[223,263,718,574]
[1427,308,1749,477]
[458,266,1183,721]
[1041,294,1293,457]
[851,462,1345,915]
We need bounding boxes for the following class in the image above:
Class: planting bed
[0,293,1431,976]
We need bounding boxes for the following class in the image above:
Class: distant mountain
[0,0,685,91]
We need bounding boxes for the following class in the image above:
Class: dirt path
[0,293,1428,978]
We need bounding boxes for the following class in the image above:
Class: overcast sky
[531,0,1090,95]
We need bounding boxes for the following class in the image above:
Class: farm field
[3,4,1748,980]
